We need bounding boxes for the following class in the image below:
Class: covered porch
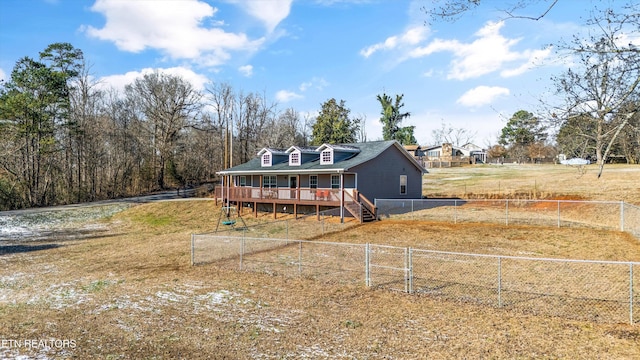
[215,172,377,222]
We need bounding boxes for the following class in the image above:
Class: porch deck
[215,186,377,222]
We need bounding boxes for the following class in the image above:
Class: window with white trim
[239,176,246,187]
[331,175,340,189]
[320,150,333,164]
[263,175,277,188]
[262,153,271,166]
[427,150,440,158]
[290,152,300,166]
[309,175,318,189]
[399,175,407,195]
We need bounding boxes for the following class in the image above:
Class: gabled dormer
[315,144,360,165]
[257,148,288,167]
[285,146,319,166]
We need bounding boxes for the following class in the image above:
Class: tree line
[0,42,418,210]
[0,40,425,210]
[0,44,304,210]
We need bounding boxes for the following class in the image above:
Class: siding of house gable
[301,153,319,163]
[350,145,423,199]
[331,151,355,163]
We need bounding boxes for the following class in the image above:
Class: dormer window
[320,149,333,165]
[262,153,271,167]
[289,152,300,166]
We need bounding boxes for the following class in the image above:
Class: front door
[289,176,297,199]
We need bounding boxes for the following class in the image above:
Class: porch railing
[216,185,344,203]
[215,185,378,221]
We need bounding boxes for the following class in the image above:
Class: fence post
[498,256,502,308]
[404,247,409,293]
[365,243,370,287]
[621,201,625,232]
[298,241,302,274]
[454,199,458,224]
[240,236,244,270]
[190,234,195,266]
[505,200,509,226]
[408,248,413,294]
[630,263,634,325]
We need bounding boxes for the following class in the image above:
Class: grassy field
[1,164,639,359]
[423,163,640,204]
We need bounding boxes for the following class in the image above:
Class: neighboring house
[403,144,426,167]
[423,143,487,167]
[216,140,427,222]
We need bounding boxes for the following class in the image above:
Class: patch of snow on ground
[0,203,130,241]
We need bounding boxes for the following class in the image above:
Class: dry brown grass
[424,163,640,204]
[317,220,640,261]
[1,165,640,359]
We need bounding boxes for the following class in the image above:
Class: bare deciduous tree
[125,71,202,189]
[431,120,477,146]
[422,0,559,24]
[551,4,640,177]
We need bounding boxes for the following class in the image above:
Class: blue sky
[0,0,613,146]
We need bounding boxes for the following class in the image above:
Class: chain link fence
[192,235,365,285]
[410,250,638,324]
[192,208,360,268]
[375,199,637,234]
[192,198,640,324]
[623,203,640,239]
[192,234,639,324]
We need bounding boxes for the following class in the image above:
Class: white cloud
[299,77,329,92]
[275,90,303,103]
[84,0,264,66]
[275,77,327,104]
[233,0,293,32]
[238,65,253,77]
[0,68,6,82]
[409,21,552,80]
[360,26,429,58]
[457,86,510,107]
[500,47,553,77]
[96,67,210,93]
[422,69,434,77]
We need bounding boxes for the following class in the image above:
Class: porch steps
[344,202,377,223]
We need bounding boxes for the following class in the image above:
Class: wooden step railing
[343,190,377,223]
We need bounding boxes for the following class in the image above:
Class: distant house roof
[218,140,427,175]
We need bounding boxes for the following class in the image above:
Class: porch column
[226,175,231,208]
[296,174,300,219]
[340,173,344,223]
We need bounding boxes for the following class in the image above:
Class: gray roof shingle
[219,140,426,175]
